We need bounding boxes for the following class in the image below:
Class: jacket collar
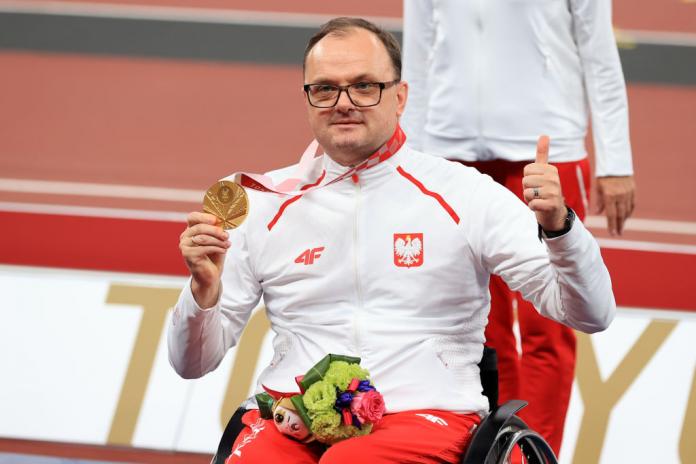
[321,125,407,183]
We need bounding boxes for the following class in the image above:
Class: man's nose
[335,89,355,111]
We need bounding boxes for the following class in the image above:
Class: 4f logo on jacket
[394,233,424,268]
[295,247,324,265]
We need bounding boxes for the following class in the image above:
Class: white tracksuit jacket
[401,0,634,177]
[168,144,615,416]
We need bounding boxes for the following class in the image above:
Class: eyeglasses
[303,80,400,108]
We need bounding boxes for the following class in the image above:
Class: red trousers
[225,409,480,463]
[463,158,590,455]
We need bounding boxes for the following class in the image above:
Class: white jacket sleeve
[167,222,262,379]
[401,0,435,151]
[571,0,634,177]
[469,176,615,333]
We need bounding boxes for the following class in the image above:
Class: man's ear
[396,81,409,117]
[300,87,309,109]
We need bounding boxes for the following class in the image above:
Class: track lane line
[0,178,201,202]
[0,0,402,28]
[586,216,696,235]
[597,238,696,255]
[0,201,188,222]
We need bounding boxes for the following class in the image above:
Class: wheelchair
[211,348,557,464]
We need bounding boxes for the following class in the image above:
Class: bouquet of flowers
[256,354,386,444]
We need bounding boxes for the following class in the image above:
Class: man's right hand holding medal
[180,180,249,308]
[179,211,231,309]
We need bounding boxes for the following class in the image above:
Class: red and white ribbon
[230,125,406,196]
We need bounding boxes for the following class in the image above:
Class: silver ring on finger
[533,187,540,199]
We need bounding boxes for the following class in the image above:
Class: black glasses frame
[303,79,401,108]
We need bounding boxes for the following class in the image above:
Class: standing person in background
[402,0,635,454]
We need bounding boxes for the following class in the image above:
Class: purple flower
[357,380,376,392]
[352,413,362,429]
[334,391,354,411]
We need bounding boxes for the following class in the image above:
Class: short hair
[303,17,402,80]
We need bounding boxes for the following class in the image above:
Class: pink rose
[350,390,385,424]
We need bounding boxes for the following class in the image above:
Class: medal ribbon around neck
[231,125,406,196]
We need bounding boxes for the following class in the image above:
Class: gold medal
[203,180,249,230]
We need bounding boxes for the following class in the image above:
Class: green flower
[314,421,373,445]
[324,361,369,390]
[310,411,341,442]
[355,423,373,438]
[303,380,337,414]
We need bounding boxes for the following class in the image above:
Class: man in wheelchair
[169,17,615,464]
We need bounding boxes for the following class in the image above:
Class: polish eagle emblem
[393,233,424,268]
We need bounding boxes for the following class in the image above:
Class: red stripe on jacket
[396,166,460,224]
[267,170,326,230]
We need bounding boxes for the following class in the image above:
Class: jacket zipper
[352,177,364,356]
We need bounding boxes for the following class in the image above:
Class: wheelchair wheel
[485,416,558,464]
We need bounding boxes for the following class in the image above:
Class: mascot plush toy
[268,395,315,443]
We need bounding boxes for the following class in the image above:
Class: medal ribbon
[233,125,406,196]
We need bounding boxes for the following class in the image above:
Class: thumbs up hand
[522,135,568,233]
